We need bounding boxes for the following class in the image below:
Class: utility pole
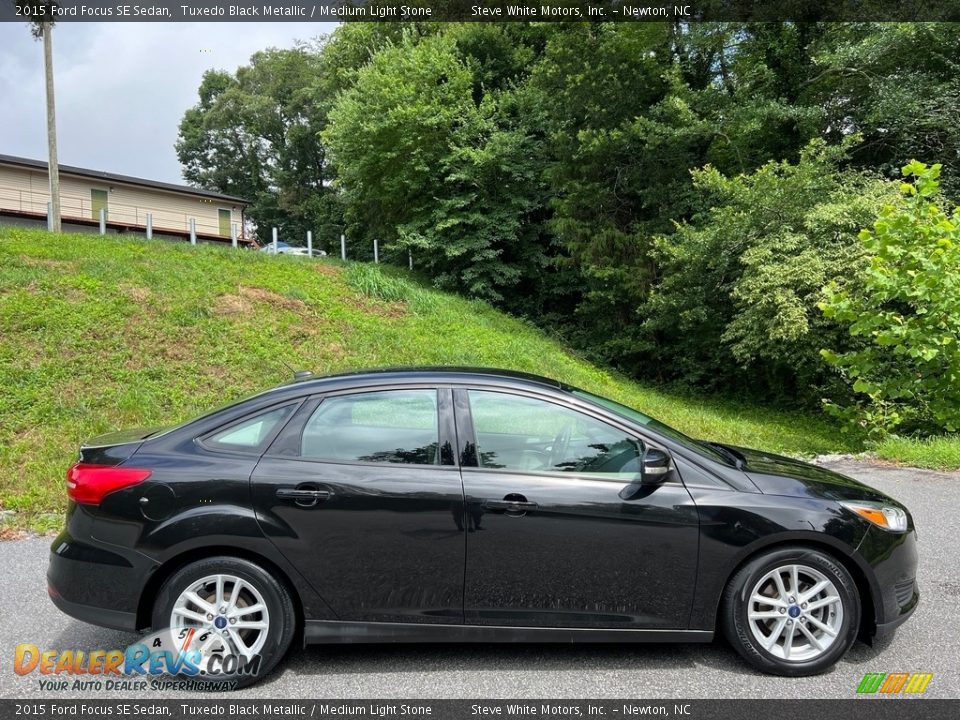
[43,23,61,233]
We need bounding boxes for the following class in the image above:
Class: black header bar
[3,0,960,23]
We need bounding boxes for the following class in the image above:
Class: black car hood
[721,444,894,504]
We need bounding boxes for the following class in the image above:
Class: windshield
[572,390,731,465]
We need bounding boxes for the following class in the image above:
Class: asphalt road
[1,460,957,699]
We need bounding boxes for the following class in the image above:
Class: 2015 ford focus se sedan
[48,368,918,685]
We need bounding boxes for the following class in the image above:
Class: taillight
[66,463,152,505]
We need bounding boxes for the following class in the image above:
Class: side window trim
[197,399,304,456]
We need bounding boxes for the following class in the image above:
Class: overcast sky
[0,22,338,185]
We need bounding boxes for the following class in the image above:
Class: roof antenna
[275,356,312,382]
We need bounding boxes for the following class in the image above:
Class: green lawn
[0,227,954,531]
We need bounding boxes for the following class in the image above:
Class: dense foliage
[177,22,959,421]
[821,163,960,436]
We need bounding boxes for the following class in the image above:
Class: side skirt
[304,621,713,647]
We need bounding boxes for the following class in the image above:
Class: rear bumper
[47,529,152,632]
[47,583,138,632]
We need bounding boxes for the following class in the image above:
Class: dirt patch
[213,293,254,316]
[0,527,28,541]
[239,286,307,311]
[314,263,342,277]
[120,285,152,303]
[215,286,307,315]
[346,294,407,319]
[19,256,74,270]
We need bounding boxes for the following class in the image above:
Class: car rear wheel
[152,556,296,688]
[722,546,860,676]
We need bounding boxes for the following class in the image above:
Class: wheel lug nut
[801,603,807,609]
[206,614,214,620]
[219,607,226,614]
[788,597,795,603]
[779,607,786,613]
[787,619,793,625]
[229,617,236,624]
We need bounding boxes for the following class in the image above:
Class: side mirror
[641,448,672,484]
[618,447,672,500]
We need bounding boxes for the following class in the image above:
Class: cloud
[0,22,337,184]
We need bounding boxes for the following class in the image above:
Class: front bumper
[857,524,919,638]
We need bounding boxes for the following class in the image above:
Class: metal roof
[0,153,250,205]
[289,366,569,391]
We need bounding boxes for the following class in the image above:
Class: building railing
[0,186,240,239]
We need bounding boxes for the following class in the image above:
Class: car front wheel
[722,546,860,676]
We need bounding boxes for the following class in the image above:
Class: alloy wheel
[169,573,270,664]
[746,563,843,662]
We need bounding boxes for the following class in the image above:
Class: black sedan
[49,368,918,685]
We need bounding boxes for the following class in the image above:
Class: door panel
[252,459,465,623]
[462,471,698,628]
[251,388,466,624]
[457,389,699,629]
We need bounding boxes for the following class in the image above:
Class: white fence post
[340,233,346,261]
[189,219,196,245]
[373,238,379,264]
[307,230,313,256]
[146,213,153,240]
[408,250,413,271]
[231,223,238,249]
[99,207,106,236]
[272,227,278,254]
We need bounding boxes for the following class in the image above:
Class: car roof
[287,367,569,393]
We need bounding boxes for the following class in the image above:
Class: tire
[721,546,860,676]
[152,556,297,689]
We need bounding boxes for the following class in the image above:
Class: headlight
[840,501,909,532]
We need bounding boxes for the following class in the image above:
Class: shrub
[820,161,960,435]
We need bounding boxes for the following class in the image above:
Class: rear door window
[300,389,440,466]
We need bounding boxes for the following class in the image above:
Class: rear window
[201,404,296,453]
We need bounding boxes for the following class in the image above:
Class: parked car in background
[48,368,918,687]
[258,241,293,254]
[258,242,326,258]
[287,247,327,258]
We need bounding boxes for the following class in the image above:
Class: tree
[177,43,340,243]
[821,162,960,435]
[324,27,552,303]
[646,141,897,401]
[810,23,960,201]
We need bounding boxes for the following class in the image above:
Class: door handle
[276,486,331,507]
[484,495,537,515]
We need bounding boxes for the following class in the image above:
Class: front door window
[467,390,642,477]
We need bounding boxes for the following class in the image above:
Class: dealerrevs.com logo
[13,628,261,692]
[857,672,934,695]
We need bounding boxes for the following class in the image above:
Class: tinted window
[467,391,642,476]
[301,390,439,465]
[572,389,731,465]
[204,405,295,452]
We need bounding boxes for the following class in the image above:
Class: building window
[90,189,108,221]
[218,208,231,237]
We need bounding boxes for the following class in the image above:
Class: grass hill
[0,227,939,531]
